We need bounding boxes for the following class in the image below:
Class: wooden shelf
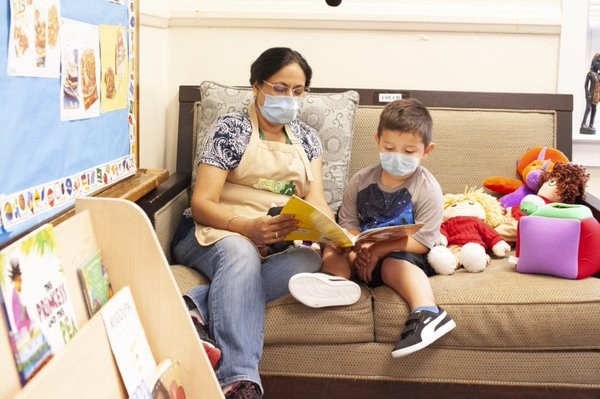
[97,169,169,202]
[0,197,223,399]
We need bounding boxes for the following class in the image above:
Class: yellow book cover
[280,195,423,248]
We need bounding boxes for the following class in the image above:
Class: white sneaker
[288,272,361,308]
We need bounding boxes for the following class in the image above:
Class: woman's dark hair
[249,47,312,87]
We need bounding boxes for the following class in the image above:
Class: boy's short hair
[377,98,433,146]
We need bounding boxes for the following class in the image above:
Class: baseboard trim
[260,376,600,399]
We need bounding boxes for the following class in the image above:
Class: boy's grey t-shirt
[338,164,443,249]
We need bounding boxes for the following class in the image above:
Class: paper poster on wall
[99,25,128,113]
[7,0,61,78]
[60,18,100,121]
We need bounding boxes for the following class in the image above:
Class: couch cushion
[191,81,359,212]
[171,264,374,345]
[264,286,374,345]
[373,255,600,350]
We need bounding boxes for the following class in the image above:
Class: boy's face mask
[258,94,303,125]
[379,152,420,177]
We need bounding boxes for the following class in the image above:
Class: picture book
[151,359,186,399]
[102,286,156,396]
[280,195,423,248]
[0,223,78,386]
[77,250,113,317]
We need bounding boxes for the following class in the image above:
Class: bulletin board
[0,0,138,245]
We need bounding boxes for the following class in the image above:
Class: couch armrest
[137,172,191,263]
[580,191,600,222]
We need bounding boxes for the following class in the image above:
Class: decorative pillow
[192,80,359,213]
[515,204,600,279]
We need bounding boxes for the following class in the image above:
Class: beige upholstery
[160,89,600,392]
[350,106,557,193]
[154,189,189,263]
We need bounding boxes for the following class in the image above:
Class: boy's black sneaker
[391,307,456,358]
[225,381,262,399]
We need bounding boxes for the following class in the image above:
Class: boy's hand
[354,246,380,284]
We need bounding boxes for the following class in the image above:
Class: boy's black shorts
[365,252,435,288]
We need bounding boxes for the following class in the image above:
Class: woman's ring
[275,232,279,239]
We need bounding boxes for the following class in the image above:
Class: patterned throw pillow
[192,80,359,213]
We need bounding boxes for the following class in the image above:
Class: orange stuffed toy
[483,146,569,209]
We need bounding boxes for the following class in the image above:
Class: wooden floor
[261,376,600,399]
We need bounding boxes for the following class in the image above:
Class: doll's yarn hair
[539,163,589,204]
[443,187,505,227]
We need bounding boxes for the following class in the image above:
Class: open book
[280,195,423,248]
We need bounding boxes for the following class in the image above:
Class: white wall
[139,0,170,171]
[139,0,598,174]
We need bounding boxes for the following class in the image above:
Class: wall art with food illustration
[100,24,128,113]
[60,19,100,120]
[7,0,61,78]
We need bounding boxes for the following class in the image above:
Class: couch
[138,82,600,399]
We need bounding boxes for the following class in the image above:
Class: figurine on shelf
[580,53,600,135]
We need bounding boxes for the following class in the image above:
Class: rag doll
[428,188,511,275]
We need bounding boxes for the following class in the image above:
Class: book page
[354,223,424,245]
[280,196,423,248]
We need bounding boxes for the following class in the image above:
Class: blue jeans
[172,226,321,391]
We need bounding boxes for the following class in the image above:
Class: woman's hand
[243,214,297,247]
[353,244,380,284]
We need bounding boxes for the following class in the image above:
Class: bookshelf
[0,197,224,398]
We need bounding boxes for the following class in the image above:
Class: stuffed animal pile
[483,146,569,209]
[429,147,596,278]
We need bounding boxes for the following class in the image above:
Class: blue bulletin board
[0,0,137,245]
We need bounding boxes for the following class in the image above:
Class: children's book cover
[151,359,186,399]
[0,223,78,385]
[77,250,112,317]
[102,286,156,396]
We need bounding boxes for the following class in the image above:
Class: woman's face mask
[379,152,420,177]
[258,94,303,125]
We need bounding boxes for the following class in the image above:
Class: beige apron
[195,104,314,246]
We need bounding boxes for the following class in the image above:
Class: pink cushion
[516,212,600,279]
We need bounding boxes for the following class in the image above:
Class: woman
[173,47,332,399]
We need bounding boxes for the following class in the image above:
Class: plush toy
[515,162,590,218]
[483,146,569,209]
[428,187,511,275]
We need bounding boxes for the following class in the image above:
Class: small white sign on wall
[378,93,403,103]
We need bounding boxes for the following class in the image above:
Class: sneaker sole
[391,313,456,358]
[288,272,361,308]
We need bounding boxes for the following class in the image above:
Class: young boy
[289,98,455,357]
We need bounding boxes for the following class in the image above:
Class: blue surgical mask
[259,94,303,125]
[379,152,420,177]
